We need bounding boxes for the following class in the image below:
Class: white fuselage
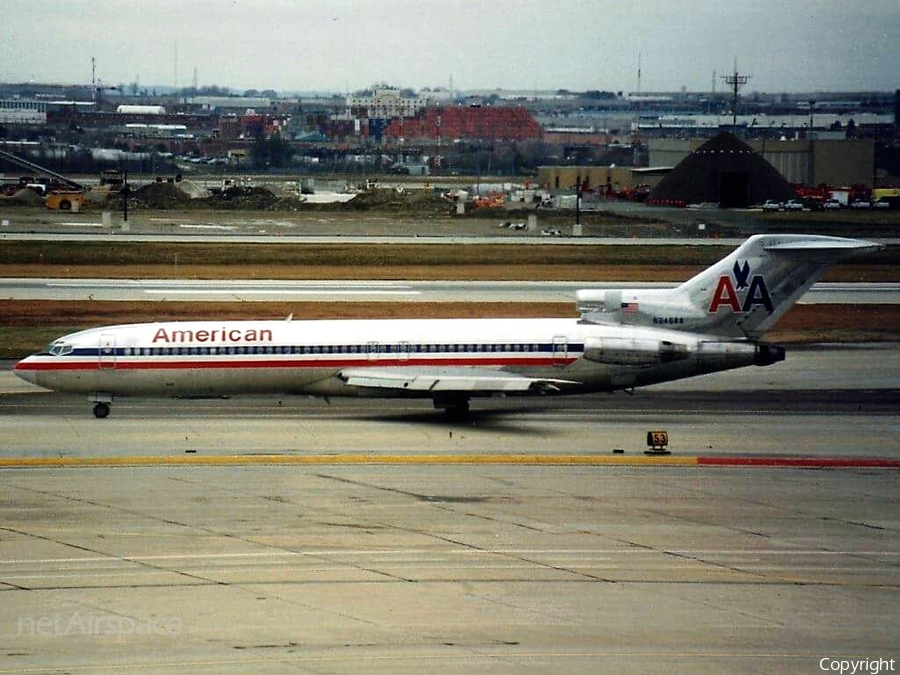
[13,317,763,400]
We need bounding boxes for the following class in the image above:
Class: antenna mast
[721,58,750,132]
[633,53,642,143]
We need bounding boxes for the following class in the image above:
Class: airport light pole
[575,174,581,226]
[808,100,816,138]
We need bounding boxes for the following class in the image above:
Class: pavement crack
[609,535,771,582]
[311,471,614,581]
[0,524,222,588]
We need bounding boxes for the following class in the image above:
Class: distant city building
[116,104,166,115]
[184,96,275,113]
[543,127,612,147]
[385,106,543,142]
[0,99,47,124]
[346,86,424,119]
[120,123,191,139]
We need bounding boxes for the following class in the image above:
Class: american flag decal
[620,302,639,314]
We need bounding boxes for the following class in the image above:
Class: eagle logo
[733,260,751,290]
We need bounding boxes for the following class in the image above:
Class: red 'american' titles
[151,328,273,344]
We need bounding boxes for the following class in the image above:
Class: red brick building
[385,106,542,142]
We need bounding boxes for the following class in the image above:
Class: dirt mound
[133,182,192,209]
[0,188,46,206]
[210,186,280,210]
[339,188,449,213]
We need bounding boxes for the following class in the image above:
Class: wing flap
[338,367,580,394]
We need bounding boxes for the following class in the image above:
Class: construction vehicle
[0,149,87,210]
[44,190,87,211]
[99,169,125,192]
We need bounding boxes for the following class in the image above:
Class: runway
[1,345,898,673]
[2,277,897,303]
[2,231,746,245]
[2,229,899,247]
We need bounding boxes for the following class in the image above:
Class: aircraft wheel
[93,402,110,419]
[437,398,469,419]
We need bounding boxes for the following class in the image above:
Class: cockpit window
[47,342,73,356]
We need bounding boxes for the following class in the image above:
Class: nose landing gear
[89,394,113,418]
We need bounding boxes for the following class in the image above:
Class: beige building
[536,166,669,192]
[648,138,875,187]
[346,87,424,119]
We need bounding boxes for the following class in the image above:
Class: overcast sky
[3,0,898,94]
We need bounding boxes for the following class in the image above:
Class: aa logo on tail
[708,260,774,313]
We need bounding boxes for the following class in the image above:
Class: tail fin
[577,235,883,338]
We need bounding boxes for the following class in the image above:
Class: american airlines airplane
[13,234,882,418]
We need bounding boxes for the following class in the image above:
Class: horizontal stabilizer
[763,238,883,256]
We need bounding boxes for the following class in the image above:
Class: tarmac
[0,345,898,673]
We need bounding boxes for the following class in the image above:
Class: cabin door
[99,334,117,369]
[552,336,568,366]
[367,342,379,361]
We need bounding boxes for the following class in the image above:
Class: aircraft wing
[337,367,581,394]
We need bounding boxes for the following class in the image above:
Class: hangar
[649,136,875,189]
[647,131,796,208]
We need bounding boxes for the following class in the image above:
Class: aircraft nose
[12,357,37,384]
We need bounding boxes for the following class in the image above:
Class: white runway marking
[142,289,421,296]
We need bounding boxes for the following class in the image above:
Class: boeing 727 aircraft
[14,234,882,418]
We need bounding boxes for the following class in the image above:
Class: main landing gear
[433,396,470,419]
